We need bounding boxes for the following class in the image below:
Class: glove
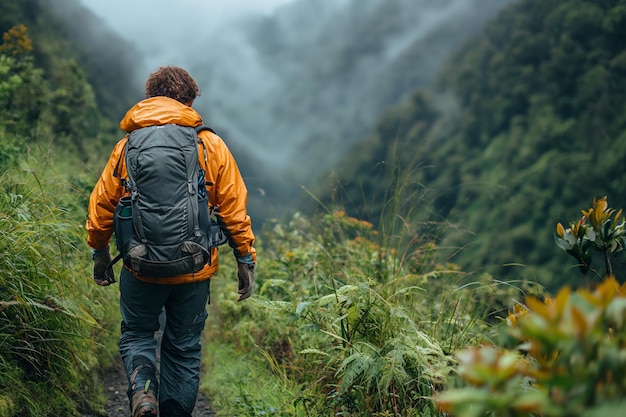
[237,262,255,301]
[93,248,115,286]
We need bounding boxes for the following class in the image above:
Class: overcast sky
[79,0,295,71]
[80,0,294,26]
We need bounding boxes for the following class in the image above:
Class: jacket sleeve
[86,138,128,250]
[199,131,256,263]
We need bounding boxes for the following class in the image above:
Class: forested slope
[0,0,139,164]
[322,0,626,289]
[0,1,143,415]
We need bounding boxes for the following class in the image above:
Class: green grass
[0,151,119,416]
[201,339,305,416]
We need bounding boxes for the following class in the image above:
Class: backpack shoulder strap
[112,136,129,189]
[195,125,216,135]
[195,125,215,172]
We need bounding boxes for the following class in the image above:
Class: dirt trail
[84,323,215,417]
[93,357,215,417]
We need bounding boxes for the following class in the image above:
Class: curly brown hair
[144,66,200,104]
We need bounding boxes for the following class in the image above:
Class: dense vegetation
[204,196,626,416]
[0,0,140,121]
[0,0,142,170]
[0,153,119,416]
[0,1,133,414]
[320,0,626,290]
[2,0,626,416]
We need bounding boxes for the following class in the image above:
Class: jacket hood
[120,96,203,132]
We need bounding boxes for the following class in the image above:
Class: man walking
[86,66,256,417]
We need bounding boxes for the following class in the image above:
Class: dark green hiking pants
[118,268,210,416]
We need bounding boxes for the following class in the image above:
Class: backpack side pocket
[114,196,133,258]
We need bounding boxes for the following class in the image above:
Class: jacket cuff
[236,253,254,265]
[91,246,110,258]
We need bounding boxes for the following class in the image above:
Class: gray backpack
[112,124,221,278]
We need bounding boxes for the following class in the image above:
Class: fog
[76,0,513,224]
[80,0,295,72]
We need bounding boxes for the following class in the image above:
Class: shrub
[434,277,626,416]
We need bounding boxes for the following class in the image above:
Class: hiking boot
[130,386,158,417]
[128,360,158,417]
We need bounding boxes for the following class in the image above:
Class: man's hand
[237,262,255,301]
[93,248,115,286]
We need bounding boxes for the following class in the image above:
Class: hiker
[86,66,256,417]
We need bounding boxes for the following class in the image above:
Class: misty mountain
[187,0,515,221]
[4,0,515,225]
[6,0,623,290]
[324,0,626,289]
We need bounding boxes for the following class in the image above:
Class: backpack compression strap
[183,133,202,238]
[187,124,216,238]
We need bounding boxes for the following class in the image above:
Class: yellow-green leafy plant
[434,277,626,416]
[0,25,32,58]
[555,196,626,278]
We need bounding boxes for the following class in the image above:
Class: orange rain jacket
[86,96,256,285]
